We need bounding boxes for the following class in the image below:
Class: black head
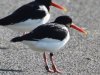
[36,0,51,10]
[54,16,72,27]
[36,0,66,12]
[54,15,88,36]
[36,0,51,6]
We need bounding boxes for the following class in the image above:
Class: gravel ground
[0,0,100,75]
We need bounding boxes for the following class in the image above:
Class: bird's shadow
[0,69,23,72]
[0,47,9,49]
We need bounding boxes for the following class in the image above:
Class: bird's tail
[0,15,13,25]
[11,36,23,42]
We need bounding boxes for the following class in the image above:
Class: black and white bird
[0,0,66,33]
[11,16,87,73]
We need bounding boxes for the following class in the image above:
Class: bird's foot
[45,65,54,73]
[52,64,61,73]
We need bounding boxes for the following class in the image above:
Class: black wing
[11,25,67,42]
[0,2,46,25]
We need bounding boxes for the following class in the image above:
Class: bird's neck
[35,0,50,11]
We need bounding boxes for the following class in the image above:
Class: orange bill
[70,23,88,36]
[51,2,67,12]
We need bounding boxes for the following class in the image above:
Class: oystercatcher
[11,15,87,73]
[0,0,66,33]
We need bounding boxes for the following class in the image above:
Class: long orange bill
[70,23,88,36]
[51,2,67,12]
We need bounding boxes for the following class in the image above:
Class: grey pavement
[0,0,100,75]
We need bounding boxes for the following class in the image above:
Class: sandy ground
[0,0,100,75]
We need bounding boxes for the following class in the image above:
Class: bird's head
[37,0,66,11]
[37,0,51,6]
[54,16,88,36]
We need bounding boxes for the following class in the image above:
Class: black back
[11,25,67,42]
[0,0,49,25]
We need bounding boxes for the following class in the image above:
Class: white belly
[7,14,50,33]
[22,33,70,53]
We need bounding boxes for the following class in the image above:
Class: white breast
[7,5,50,33]
[22,27,70,53]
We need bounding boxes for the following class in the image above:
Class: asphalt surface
[0,0,100,75]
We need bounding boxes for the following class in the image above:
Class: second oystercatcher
[11,15,87,73]
[0,0,66,33]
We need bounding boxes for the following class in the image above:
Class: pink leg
[43,52,54,72]
[50,53,61,73]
